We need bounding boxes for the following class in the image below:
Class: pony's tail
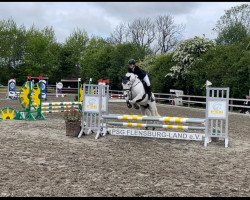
[153,102,161,117]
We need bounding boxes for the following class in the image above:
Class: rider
[128,59,154,102]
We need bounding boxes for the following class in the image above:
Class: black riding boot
[145,85,154,102]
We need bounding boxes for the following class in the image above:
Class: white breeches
[143,75,150,86]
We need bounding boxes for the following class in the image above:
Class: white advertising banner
[108,128,205,141]
[208,101,227,119]
[84,96,100,112]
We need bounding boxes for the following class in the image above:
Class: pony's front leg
[124,91,132,108]
[126,100,132,108]
[129,98,140,109]
[129,93,143,109]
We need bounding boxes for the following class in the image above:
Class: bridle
[122,74,147,102]
[122,74,140,92]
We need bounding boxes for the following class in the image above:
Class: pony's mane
[125,72,138,80]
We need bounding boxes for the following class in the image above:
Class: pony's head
[122,73,136,90]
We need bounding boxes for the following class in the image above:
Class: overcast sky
[0,2,249,43]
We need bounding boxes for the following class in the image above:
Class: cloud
[0,2,115,42]
[182,2,249,39]
[0,2,249,43]
[93,2,200,20]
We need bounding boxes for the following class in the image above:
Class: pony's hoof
[127,102,132,108]
[134,104,140,109]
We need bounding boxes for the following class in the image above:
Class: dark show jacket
[128,65,147,81]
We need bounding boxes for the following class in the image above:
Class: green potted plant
[63,107,81,137]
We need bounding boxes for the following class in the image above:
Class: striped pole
[110,94,127,99]
[42,110,71,113]
[110,96,126,99]
[110,94,126,97]
[32,101,81,114]
[41,106,80,113]
[107,122,205,130]
[41,105,79,112]
[102,114,205,124]
[41,101,81,106]
[41,105,79,109]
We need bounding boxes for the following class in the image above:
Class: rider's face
[129,64,134,69]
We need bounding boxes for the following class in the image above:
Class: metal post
[230,100,233,112]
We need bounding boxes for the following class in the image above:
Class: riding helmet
[128,59,136,65]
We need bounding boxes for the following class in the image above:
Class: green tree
[108,43,150,90]
[80,37,112,84]
[80,39,150,89]
[214,4,250,45]
[18,25,61,84]
[0,18,26,84]
[59,28,89,80]
[166,36,214,93]
[216,21,248,45]
[137,54,156,72]
[190,43,250,98]
[139,54,175,93]
[214,4,250,33]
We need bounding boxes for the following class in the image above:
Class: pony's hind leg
[148,102,160,130]
[140,105,147,116]
[150,102,160,117]
[140,106,149,130]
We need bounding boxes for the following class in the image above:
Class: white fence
[1,85,249,113]
[109,90,250,113]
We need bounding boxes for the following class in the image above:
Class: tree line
[0,4,249,98]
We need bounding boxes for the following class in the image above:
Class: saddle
[133,79,150,103]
